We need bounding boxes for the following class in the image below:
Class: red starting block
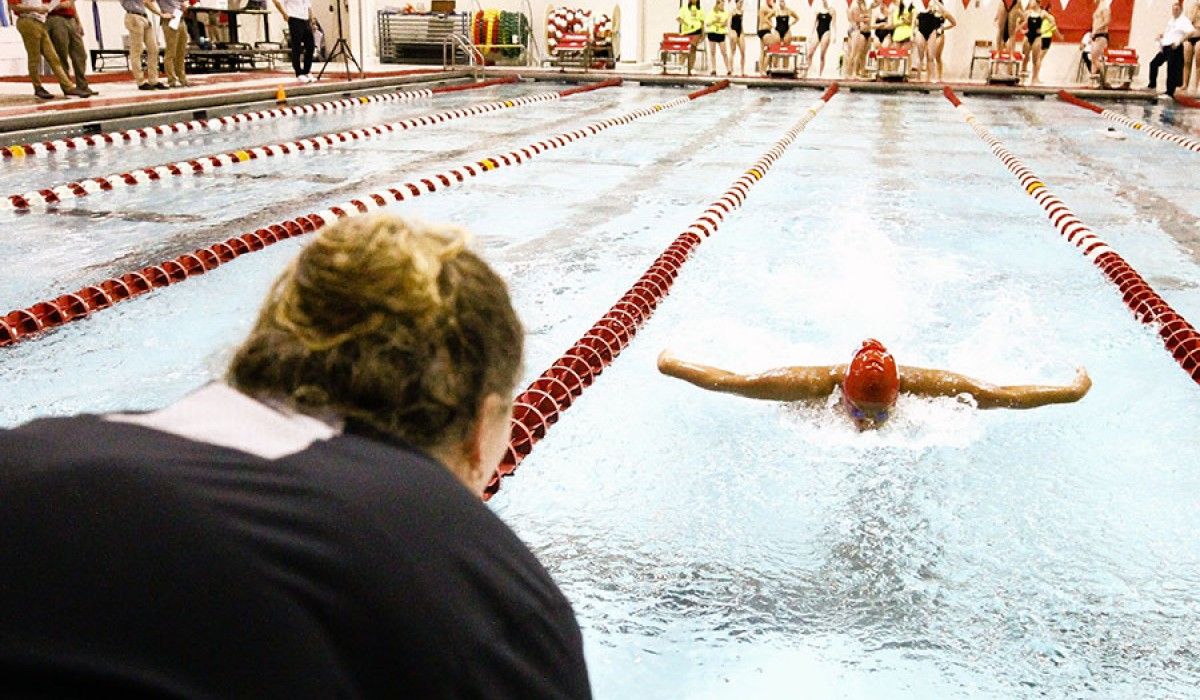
[660,33,695,73]
[1102,48,1138,89]
[877,46,910,80]
[765,43,807,77]
[988,50,1023,84]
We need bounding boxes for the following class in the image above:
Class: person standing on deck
[1090,0,1112,86]
[8,0,91,99]
[45,0,96,96]
[124,0,169,90]
[273,0,315,83]
[157,0,189,87]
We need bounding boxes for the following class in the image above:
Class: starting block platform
[876,46,910,80]
[765,43,809,77]
[987,50,1023,84]
[1101,48,1139,89]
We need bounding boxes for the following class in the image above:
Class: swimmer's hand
[657,349,677,374]
[1070,367,1092,399]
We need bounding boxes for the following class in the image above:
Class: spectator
[45,0,95,95]
[158,0,188,87]
[0,214,592,699]
[706,0,732,76]
[8,0,90,99]
[273,0,315,83]
[124,0,168,90]
[678,0,705,75]
[1148,1,1193,96]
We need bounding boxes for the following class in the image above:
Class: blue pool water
[2,82,1198,698]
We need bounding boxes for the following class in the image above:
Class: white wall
[1,0,1181,83]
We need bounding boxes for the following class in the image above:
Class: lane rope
[0,76,517,161]
[945,86,1200,385]
[0,80,732,349]
[1057,90,1200,153]
[4,79,622,211]
[484,84,841,499]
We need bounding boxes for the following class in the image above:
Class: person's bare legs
[812,33,830,75]
[1183,40,1195,92]
[1091,35,1108,85]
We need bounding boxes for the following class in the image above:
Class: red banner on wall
[1047,0,1134,46]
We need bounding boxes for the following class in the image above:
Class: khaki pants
[16,16,72,93]
[125,13,160,85]
[45,14,89,90]
[161,17,188,86]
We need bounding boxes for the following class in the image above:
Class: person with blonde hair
[0,214,591,698]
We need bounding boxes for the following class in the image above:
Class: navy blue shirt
[0,385,590,699]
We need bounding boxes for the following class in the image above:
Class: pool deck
[0,61,1184,143]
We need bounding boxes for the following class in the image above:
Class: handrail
[443,33,484,79]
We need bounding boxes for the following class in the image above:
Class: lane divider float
[945,87,1200,385]
[485,84,841,499]
[1057,90,1200,153]
[0,76,518,161]
[4,79,623,211]
[0,80,731,349]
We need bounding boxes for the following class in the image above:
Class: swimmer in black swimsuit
[1186,1,1200,92]
[846,0,871,77]
[810,0,836,76]
[775,0,799,42]
[923,0,955,82]
[872,0,894,47]
[729,0,747,75]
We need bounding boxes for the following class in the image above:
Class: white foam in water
[2,88,1200,699]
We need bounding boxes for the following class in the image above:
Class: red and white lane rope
[0,81,731,349]
[4,79,622,211]
[484,83,841,499]
[1173,93,1200,109]
[1057,90,1200,153]
[945,87,1200,385]
[0,76,518,161]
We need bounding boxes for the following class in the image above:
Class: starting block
[1101,48,1138,89]
[987,50,1022,84]
[876,46,910,80]
[660,33,695,73]
[765,43,807,77]
[553,32,593,71]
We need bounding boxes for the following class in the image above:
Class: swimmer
[729,0,747,75]
[809,0,836,77]
[1104,126,1127,139]
[658,338,1091,431]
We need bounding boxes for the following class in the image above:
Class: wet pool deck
[0,62,1183,143]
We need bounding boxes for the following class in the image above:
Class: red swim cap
[843,338,899,407]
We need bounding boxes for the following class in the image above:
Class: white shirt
[1161,14,1194,47]
[281,0,309,20]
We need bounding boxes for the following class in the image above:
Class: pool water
[2,82,1198,699]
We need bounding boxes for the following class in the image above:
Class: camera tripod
[319,0,364,81]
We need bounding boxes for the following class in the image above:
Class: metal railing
[443,33,484,79]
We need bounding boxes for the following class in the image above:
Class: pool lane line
[1057,90,1200,154]
[1174,93,1200,109]
[944,87,1200,385]
[484,84,840,500]
[0,77,519,162]
[0,80,731,349]
[3,79,623,212]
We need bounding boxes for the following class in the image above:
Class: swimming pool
[2,81,1198,698]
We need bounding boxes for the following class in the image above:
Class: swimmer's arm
[658,350,843,401]
[944,12,957,30]
[898,366,1091,409]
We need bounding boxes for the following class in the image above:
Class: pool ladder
[443,34,484,80]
